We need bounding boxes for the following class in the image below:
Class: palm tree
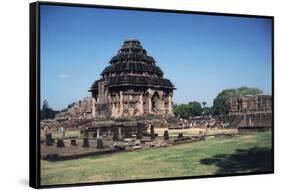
[202,102,207,116]
[202,101,207,108]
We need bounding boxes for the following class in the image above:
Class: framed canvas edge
[30,1,41,189]
[29,1,275,189]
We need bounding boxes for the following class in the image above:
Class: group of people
[220,122,230,128]
[177,117,217,128]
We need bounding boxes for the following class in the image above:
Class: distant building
[89,39,176,119]
[229,94,272,115]
[226,94,272,128]
[55,97,93,121]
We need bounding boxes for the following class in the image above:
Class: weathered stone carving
[55,97,93,121]
[229,95,272,114]
[89,39,176,119]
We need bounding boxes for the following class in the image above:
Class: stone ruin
[89,39,176,119]
[40,41,273,161]
[55,96,94,122]
[41,40,178,129]
[229,94,272,114]
[223,94,273,129]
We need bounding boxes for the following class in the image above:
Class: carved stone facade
[229,94,272,115]
[89,39,176,119]
[55,97,93,121]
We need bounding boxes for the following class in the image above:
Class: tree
[212,87,263,115]
[41,99,59,119]
[202,107,211,116]
[42,99,49,110]
[174,101,202,118]
[202,101,207,108]
[201,101,211,115]
[189,101,202,116]
[41,99,50,119]
[174,104,191,118]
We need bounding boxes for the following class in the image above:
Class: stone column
[96,138,103,149]
[158,91,164,115]
[92,98,96,117]
[107,128,111,137]
[98,81,105,103]
[83,138,90,147]
[136,127,143,139]
[57,139,65,147]
[84,129,89,137]
[168,95,173,115]
[150,124,155,140]
[118,127,122,139]
[96,128,100,138]
[139,94,144,115]
[45,133,53,146]
[164,130,169,140]
[119,91,123,117]
[148,93,152,114]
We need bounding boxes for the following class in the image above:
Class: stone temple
[89,39,176,119]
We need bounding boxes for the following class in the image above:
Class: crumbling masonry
[89,39,176,119]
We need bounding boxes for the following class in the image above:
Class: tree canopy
[40,99,59,119]
[174,101,203,118]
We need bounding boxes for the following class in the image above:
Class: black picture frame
[30,1,274,189]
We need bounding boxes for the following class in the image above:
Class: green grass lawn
[41,131,272,186]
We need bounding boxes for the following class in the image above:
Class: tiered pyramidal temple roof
[89,39,175,119]
[90,39,175,92]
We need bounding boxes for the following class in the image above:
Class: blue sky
[40,5,272,110]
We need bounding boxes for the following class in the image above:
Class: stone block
[82,138,90,147]
[163,130,169,140]
[45,134,54,146]
[56,139,65,147]
[70,139,77,146]
[177,133,184,138]
[96,138,103,149]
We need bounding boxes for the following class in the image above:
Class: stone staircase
[229,115,244,128]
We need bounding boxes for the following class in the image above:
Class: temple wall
[54,97,94,121]
[229,95,272,115]
[98,87,174,118]
[92,98,96,117]
[138,94,144,115]
[90,40,175,119]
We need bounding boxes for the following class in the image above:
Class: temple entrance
[151,92,160,113]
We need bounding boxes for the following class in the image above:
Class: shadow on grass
[200,147,273,174]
